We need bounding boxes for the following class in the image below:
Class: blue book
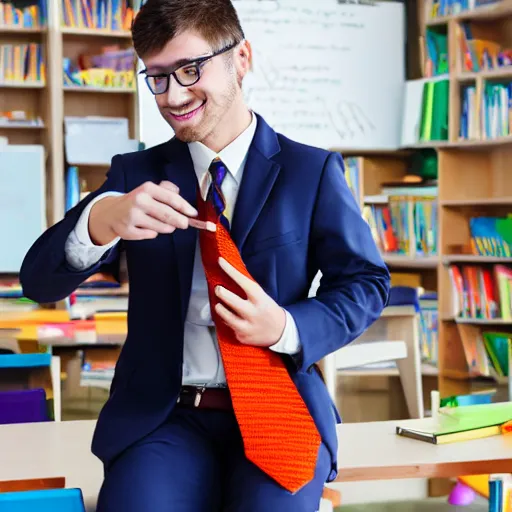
[489,476,503,512]
[0,488,85,512]
[65,166,80,212]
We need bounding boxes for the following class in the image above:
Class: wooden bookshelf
[0,4,140,231]
[344,152,439,293]
[418,0,512,397]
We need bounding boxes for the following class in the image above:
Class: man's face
[142,30,242,144]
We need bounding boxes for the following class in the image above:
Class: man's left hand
[214,257,286,347]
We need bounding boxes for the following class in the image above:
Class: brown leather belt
[176,386,233,412]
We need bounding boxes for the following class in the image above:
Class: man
[20,0,390,510]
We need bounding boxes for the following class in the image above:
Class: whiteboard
[0,145,46,272]
[138,0,405,151]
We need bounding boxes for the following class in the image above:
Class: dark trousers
[96,406,330,511]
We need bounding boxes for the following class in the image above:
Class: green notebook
[396,401,512,444]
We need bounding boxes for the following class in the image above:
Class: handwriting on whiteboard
[235,1,403,148]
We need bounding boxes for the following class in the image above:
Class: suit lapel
[230,114,282,249]
[161,138,198,324]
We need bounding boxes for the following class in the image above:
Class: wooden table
[1,419,511,510]
[336,419,512,482]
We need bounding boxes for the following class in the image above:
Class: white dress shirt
[64,112,301,388]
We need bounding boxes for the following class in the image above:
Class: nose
[165,74,191,107]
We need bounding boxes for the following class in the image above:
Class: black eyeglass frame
[140,40,240,96]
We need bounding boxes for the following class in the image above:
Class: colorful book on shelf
[396,400,512,444]
[0,0,46,28]
[61,0,143,31]
[482,82,512,140]
[0,42,45,84]
[432,0,504,17]
[460,81,512,140]
[362,183,438,259]
[424,28,448,77]
[419,79,449,141]
[457,22,505,72]
[469,215,512,257]
[448,263,511,320]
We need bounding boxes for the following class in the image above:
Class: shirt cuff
[269,309,302,355]
[64,191,123,270]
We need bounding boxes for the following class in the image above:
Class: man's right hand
[88,181,198,246]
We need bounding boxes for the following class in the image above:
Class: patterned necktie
[196,157,321,493]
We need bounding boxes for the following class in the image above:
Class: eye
[181,65,199,77]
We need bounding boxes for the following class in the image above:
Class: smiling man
[20,0,390,510]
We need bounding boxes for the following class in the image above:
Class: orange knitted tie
[196,158,321,493]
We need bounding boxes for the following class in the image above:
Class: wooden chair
[310,272,424,419]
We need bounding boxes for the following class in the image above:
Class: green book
[396,401,512,444]
[430,79,449,141]
[419,82,435,141]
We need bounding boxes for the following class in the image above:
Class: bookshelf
[0,1,140,229]
[416,0,512,398]
[344,153,439,292]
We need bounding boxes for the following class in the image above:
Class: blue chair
[0,488,85,511]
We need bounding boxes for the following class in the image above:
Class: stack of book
[396,399,512,444]
[63,47,135,90]
[0,110,43,128]
[0,278,37,315]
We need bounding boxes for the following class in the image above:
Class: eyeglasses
[141,41,239,96]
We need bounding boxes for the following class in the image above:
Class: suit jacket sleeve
[286,152,391,373]
[20,155,127,304]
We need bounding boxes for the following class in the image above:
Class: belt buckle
[194,387,206,407]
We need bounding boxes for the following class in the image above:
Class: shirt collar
[187,111,257,197]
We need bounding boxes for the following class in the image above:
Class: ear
[236,39,252,78]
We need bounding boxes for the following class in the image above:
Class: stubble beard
[170,79,238,144]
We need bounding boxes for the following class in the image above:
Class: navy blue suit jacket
[20,113,390,482]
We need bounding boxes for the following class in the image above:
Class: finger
[135,211,177,234]
[215,285,250,318]
[159,180,180,194]
[122,226,158,240]
[218,257,258,300]
[215,302,246,333]
[151,185,198,218]
[142,198,190,230]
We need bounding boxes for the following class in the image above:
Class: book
[447,263,512,321]
[419,79,450,142]
[396,401,512,444]
[460,81,512,141]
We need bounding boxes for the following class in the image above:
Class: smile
[168,101,206,122]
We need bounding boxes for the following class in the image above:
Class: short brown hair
[132,0,245,59]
